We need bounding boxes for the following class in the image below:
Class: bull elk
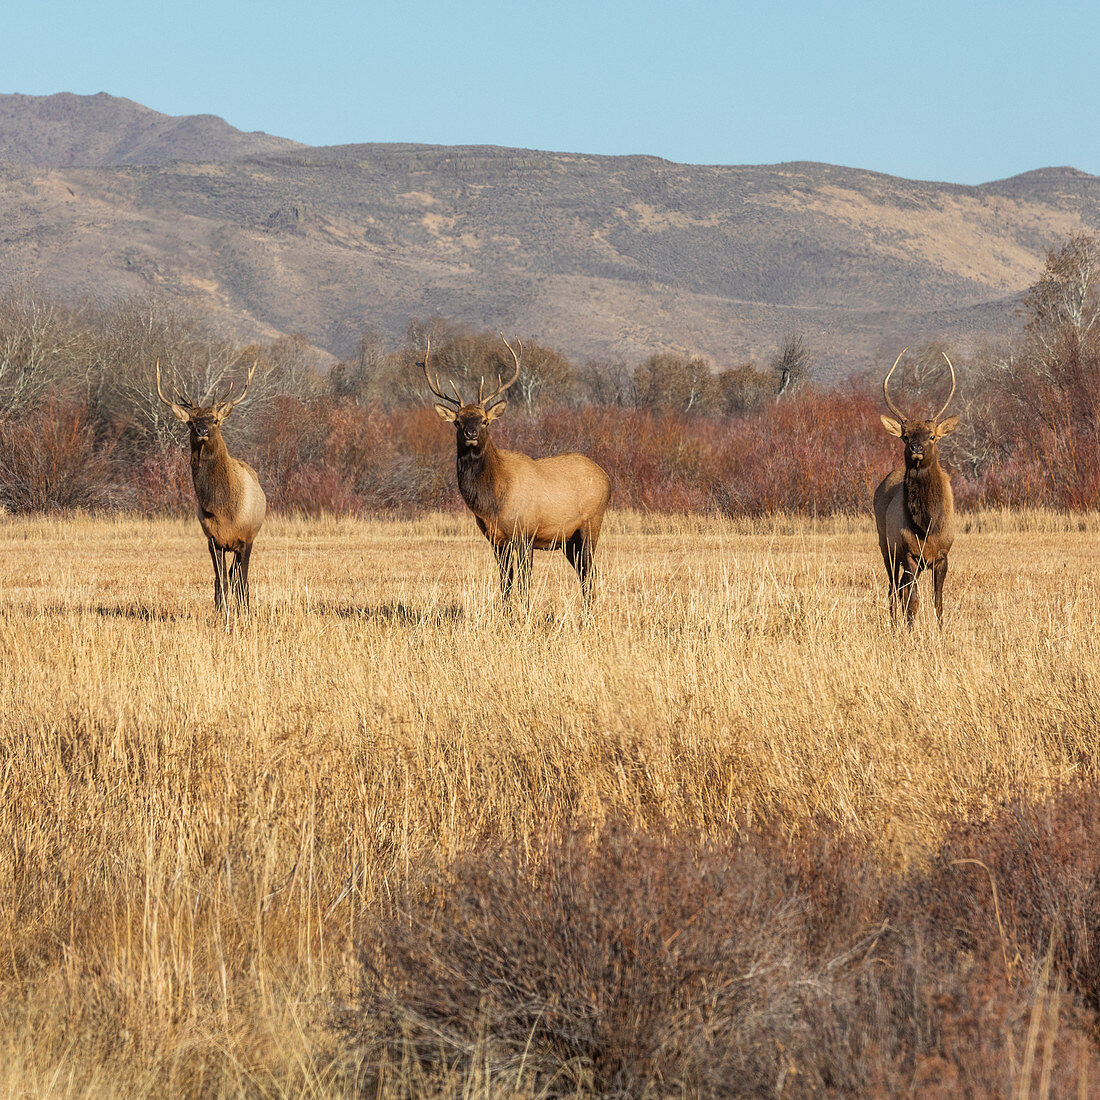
[872,349,959,626]
[156,361,267,613]
[424,334,611,607]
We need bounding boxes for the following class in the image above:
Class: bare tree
[1022,234,1100,358]
[580,358,634,406]
[989,235,1100,435]
[256,333,325,400]
[632,353,716,414]
[0,287,86,413]
[330,329,389,405]
[403,319,576,413]
[772,334,811,399]
[81,295,247,450]
[511,341,577,411]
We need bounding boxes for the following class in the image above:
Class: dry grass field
[1,509,1099,1096]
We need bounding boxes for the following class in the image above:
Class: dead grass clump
[346,820,877,1097]
[935,778,1100,1015]
[347,795,1100,1098]
[851,781,1100,1097]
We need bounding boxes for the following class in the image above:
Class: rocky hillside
[1,94,1097,377]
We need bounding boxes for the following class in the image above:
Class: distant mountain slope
[0,95,1097,377]
[0,93,303,166]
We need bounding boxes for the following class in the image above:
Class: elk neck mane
[903,462,949,535]
[456,438,506,518]
[191,431,235,507]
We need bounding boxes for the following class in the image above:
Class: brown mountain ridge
[0,92,303,167]
[0,93,1097,378]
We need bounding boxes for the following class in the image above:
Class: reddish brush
[0,396,118,513]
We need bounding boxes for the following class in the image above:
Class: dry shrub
[347,822,887,1096]
[130,444,194,516]
[935,779,1100,1015]
[282,462,364,516]
[255,401,453,514]
[348,821,856,1096]
[498,389,896,516]
[847,784,1100,1097]
[0,397,118,513]
[346,788,1100,1098]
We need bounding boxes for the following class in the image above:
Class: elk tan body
[872,350,959,626]
[157,362,266,612]
[426,335,611,606]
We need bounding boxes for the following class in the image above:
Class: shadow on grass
[307,600,466,626]
[17,600,551,628]
[9,602,193,622]
[89,604,191,622]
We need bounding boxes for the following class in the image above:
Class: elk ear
[880,415,903,437]
[167,402,190,423]
[434,404,457,422]
[935,415,959,438]
[486,401,507,421]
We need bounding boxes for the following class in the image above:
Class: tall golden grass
[1,509,1098,1095]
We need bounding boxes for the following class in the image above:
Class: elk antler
[155,360,193,412]
[882,348,909,421]
[420,338,464,409]
[483,333,522,410]
[215,360,259,417]
[934,352,956,421]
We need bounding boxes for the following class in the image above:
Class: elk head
[422,334,522,453]
[879,348,959,468]
[156,360,259,444]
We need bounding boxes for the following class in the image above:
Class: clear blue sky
[5,0,1099,184]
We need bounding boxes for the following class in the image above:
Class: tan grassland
[0,509,1098,1096]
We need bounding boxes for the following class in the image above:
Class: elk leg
[229,547,248,611]
[228,548,241,610]
[208,538,229,611]
[564,531,595,606]
[512,540,533,607]
[888,554,906,624]
[883,546,901,622]
[898,557,920,628]
[493,539,533,607]
[492,541,516,600]
[239,542,254,612]
[932,556,948,625]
